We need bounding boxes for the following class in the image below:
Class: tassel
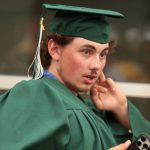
[27,17,45,79]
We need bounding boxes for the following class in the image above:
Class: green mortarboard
[43,3,124,44]
[29,4,124,80]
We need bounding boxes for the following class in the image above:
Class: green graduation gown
[0,77,149,150]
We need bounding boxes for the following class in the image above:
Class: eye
[100,49,109,58]
[82,49,93,56]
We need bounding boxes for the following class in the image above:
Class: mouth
[83,74,97,85]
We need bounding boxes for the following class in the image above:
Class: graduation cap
[28,3,124,79]
[44,4,124,43]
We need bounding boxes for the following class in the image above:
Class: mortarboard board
[28,3,124,79]
[43,4,124,44]
[43,4,123,18]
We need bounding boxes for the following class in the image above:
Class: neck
[47,64,59,77]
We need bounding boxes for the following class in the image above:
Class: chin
[65,82,92,93]
[77,85,92,93]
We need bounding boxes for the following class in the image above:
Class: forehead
[70,37,109,49]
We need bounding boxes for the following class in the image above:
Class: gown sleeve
[84,98,150,144]
[0,80,70,150]
[104,100,150,143]
[128,100,150,139]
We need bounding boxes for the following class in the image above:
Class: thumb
[123,140,131,149]
[109,140,131,150]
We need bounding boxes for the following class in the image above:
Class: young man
[0,3,149,150]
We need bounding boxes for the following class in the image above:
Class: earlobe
[48,39,60,60]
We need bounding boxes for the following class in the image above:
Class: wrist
[113,101,131,129]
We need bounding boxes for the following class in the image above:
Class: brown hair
[40,33,74,69]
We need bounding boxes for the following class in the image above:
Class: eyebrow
[80,44,109,51]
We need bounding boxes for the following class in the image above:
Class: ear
[48,39,61,61]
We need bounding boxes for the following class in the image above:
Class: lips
[86,75,96,79]
[83,74,97,85]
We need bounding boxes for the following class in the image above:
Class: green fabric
[0,77,149,150]
[43,4,124,18]
[42,3,124,44]
[128,101,150,139]
[48,12,110,44]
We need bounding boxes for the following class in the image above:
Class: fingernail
[93,89,97,96]
[126,140,131,145]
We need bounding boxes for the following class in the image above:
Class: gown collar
[43,70,58,80]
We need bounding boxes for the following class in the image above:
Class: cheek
[101,60,106,70]
[66,57,84,75]
[98,58,107,71]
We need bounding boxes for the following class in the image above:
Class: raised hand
[90,72,131,129]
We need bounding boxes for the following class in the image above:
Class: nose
[89,56,105,71]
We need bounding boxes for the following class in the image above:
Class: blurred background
[0,0,150,120]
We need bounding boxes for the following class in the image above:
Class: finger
[90,88,103,108]
[106,78,116,92]
[109,140,131,150]
[94,85,108,93]
[98,72,106,83]
[124,140,131,149]
[119,140,131,150]
[90,88,99,97]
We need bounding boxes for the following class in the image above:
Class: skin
[47,37,131,150]
[47,38,108,93]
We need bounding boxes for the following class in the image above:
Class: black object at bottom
[127,133,150,150]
